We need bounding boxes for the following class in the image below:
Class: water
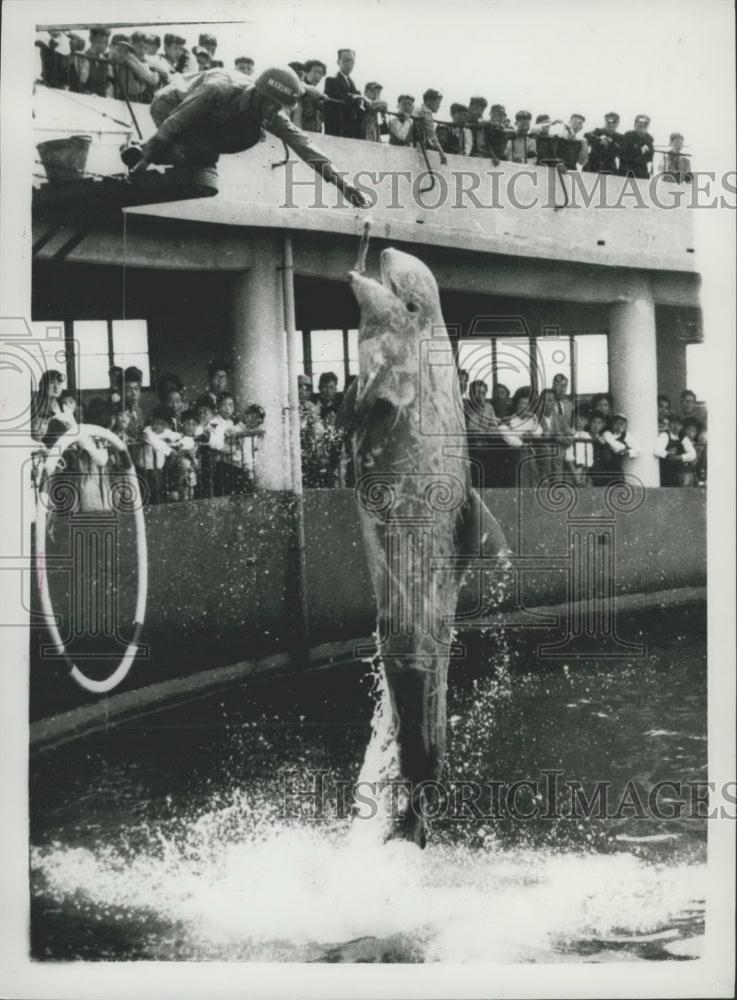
[30,609,707,962]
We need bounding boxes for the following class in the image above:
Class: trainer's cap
[254,66,303,107]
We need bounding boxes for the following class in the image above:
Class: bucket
[36,135,92,183]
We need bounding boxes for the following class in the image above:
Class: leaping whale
[340,247,509,847]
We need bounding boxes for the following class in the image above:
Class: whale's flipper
[456,487,510,566]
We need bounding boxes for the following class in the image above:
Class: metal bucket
[37,135,92,183]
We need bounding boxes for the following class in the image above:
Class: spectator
[589,392,613,427]
[298,375,325,487]
[457,368,469,398]
[324,49,363,139]
[555,113,589,171]
[316,371,341,422]
[543,373,574,480]
[663,132,692,184]
[491,383,513,419]
[235,57,255,76]
[123,366,146,439]
[618,114,654,179]
[599,412,640,484]
[209,391,252,493]
[75,26,112,97]
[144,34,173,89]
[439,104,472,156]
[31,369,65,442]
[294,60,327,132]
[565,410,595,485]
[362,82,388,142]
[163,33,188,74]
[132,67,366,206]
[156,386,186,432]
[532,114,560,167]
[137,414,184,501]
[679,388,704,426]
[505,111,537,164]
[193,45,212,71]
[464,379,502,487]
[467,96,489,158]
[199,359,230,410]
[587,412,611,482]
[414,89,447,164]
[36,30,72,89]
[49,396,113,512]
[198,33,218,59]
[654,412,697,486]
[388,95,416,146]
[499,386,544,487]
[657,393,672,427]
[110,34,159,103]
[584,112,622,173]
[313,372,343,486]
[111,404,132,443]
[288,61,306,81]
[679,418,702,487]
[486,103,512,163]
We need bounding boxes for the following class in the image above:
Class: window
[73,319,150,390]
[573,334,609,395]
[30,321,68,389]
[536,336,572,389]
[686,344,707,403]
[496,336,535,394]
[300,329,359,391]
[457,339,493,392]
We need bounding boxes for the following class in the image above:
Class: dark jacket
[584,127,622,173]
[323,72,363,138]
[618,130,654,179]
[142,70,341,184]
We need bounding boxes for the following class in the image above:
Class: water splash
[31,788,705,962]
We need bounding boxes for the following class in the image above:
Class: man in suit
[544,373,575,480]
[618,114,654,179]
[584,112,623,174]
[324,49,364,138]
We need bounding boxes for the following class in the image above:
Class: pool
[30,606,707,962]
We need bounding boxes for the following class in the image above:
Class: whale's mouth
[379,254,401,299]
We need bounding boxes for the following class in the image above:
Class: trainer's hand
[439,151,448,166]
[343,182,369,208]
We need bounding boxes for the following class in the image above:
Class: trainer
[129,66,368,206]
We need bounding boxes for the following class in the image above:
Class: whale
[340,247,509,847]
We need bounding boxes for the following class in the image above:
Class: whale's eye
[406,301,419,313]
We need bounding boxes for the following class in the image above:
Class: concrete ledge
[29,585,705,753]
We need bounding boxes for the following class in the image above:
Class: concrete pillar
[231,235,291,491]
[608,278,660,487]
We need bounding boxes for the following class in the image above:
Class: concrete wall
[34,486,705,668]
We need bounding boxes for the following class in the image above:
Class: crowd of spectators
[35,31,692,182]
[460,376,707,488]
[31,360,265,512]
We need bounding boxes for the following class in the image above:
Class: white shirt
[602,429,640,458]
[654,431,697,462]
[565,430,594,467]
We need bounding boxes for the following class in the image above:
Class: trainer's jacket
[142,69,339,181]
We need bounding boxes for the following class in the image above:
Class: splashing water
[30,607,707,961]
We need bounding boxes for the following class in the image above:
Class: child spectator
[555,114,589,170]
[589,392,614,428]
[654,413,697,486]
[599,412,640,484]
[438,104,472,156]
[584,112,622,173]
[414,89,448,164]
[486,104,512,163]
[657,393,671,425]
[618,115,654,179]
[587,413,611,483]
[679,418,702,487]
[235,57,255,76]
[362,82,388,142]
[388,95,416,146]
[208,391,252,494]
[457,368,469,398]
[663,133,692,183]
[565,411,595,485]
[505,111,537,164]
[467,97,489,158]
